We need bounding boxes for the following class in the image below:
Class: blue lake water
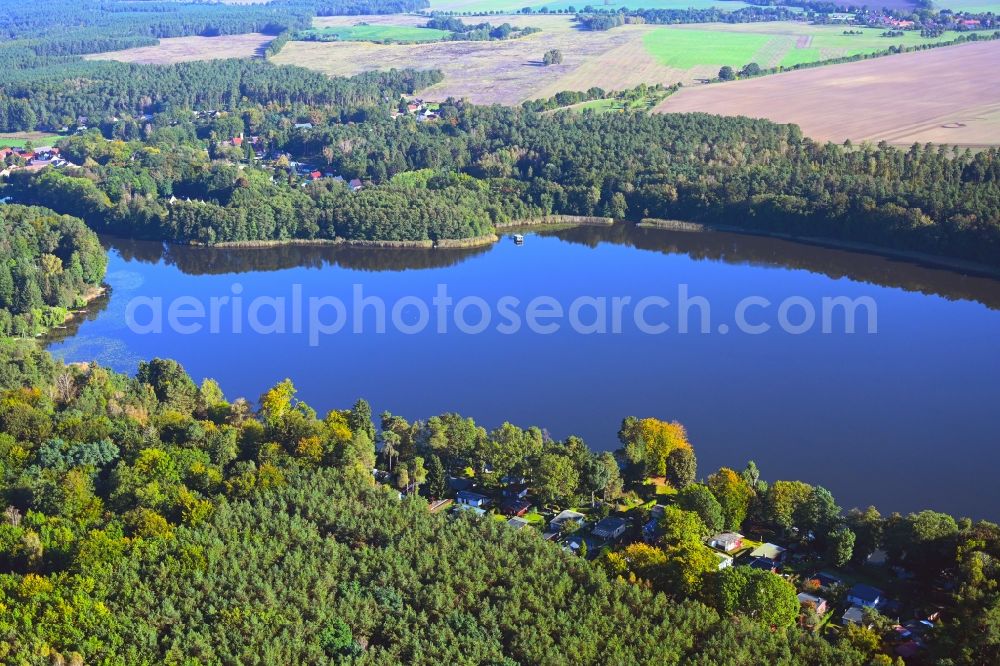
[48,225,1000,518]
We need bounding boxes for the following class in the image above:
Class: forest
[0,222,997,662]
[6,100,1000,264]
[0,206,106,338]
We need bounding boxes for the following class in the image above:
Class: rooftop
[750,543,786,560]
[594,516,628,531]
[848,584,883,603]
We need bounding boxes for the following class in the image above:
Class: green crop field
[295,25,452,43]
[643,24,964,73]
[0,132,61,149]
[643,29,771,69]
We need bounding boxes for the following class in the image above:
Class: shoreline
[639,218,1000,279]
[138,216,1000,279]
[495,215,615,230]
[208,233,499,250]
[36,285,109,339]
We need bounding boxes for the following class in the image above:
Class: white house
[708,532,744,552]
[456,490,491,508]
[713,551,733,571]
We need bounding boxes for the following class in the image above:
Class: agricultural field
[85,33,274,65]
[935,0,1000,10]
[643,22,963,76]
[274,14,659,105]
[295,24,452,43]
[426,0,750,12]
[276,16,979,106]
[0,132,62,149]
[656,40,1000,147]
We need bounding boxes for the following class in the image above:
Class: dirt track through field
[656,40,1000,146]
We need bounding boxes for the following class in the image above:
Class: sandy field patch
[85,33,273,65]
[655,40,1000,147]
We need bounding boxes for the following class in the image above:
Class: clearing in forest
[84,33,274,65]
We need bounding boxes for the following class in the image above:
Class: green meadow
[643,24,965,72]
[0,132,61,149]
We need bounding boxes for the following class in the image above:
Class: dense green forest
[0,0,430,44]
[0,206,106,338]
[0,59,441,133]
[7,104,1000,263]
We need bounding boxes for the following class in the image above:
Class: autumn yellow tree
[620,417,692,478]
[707,468,754,531]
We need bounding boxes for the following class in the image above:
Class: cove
[47,224,1000,519]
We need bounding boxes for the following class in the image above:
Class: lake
[48,224,1000,518]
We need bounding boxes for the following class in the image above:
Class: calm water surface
[49,225,1000,518]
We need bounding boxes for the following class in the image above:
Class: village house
[842,605,866,626]
[503,484,529,500]
[748,557,779,573]
[807,572,843,590]
[708,532,744,552]
[592,516,628,541]
[447,476,473,492]
[847,584,883,608]
[507,516,530,530]
[452,503,486,518]
[749,542,786,562]
[501,498,531,517]
[563,533,600,558]
[549,509,585,534]
[797,592,828,615]
[456,490,491,508]
[713,551,734,571]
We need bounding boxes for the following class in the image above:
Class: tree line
[8,100,1000,263]
[575,5,804,31]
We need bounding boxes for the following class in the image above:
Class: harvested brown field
[85,33,273,65]
[656,40,1000,147]
[273,15,679,105]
